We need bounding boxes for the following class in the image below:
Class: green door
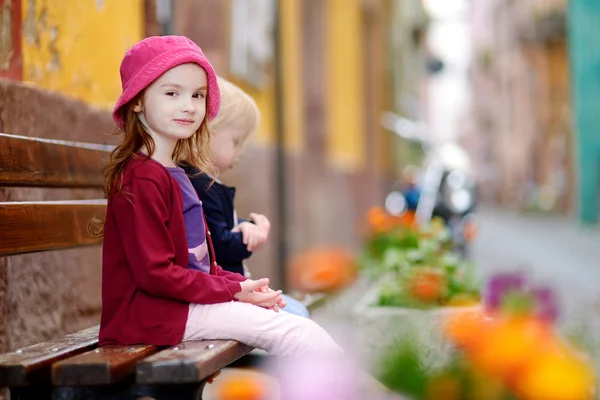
[569,0,600,224]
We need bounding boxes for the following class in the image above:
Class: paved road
[471,206,599,317]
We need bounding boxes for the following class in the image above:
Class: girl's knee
[297,320,344,354]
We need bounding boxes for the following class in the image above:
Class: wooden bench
[0,132,323,399]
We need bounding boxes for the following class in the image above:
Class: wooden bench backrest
[0,132,111,256]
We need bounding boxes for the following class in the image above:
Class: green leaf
[378,335,431,398]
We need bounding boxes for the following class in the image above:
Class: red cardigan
[99,156,245,346]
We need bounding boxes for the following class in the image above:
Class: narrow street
[472,206,599,315]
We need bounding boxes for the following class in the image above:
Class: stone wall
[0,79,115,352]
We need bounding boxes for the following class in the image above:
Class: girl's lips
[174,119,195,125]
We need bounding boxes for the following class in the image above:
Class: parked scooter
[381,112,477,256]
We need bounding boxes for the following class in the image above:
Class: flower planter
[352,279,480,369]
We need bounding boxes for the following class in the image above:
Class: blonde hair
[177,76,259,167]
[210,76,260,145]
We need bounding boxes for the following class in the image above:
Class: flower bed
[375,273,597,400]
[355,208,597,399]
[358,207,480,309]
[353,278,480,367]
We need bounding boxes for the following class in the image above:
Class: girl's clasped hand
[234,278,286,312]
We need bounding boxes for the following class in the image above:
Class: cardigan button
[208,231,211,236]
[214,261,217,266]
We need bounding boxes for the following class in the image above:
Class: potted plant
[375,273,597,400]
[354,207,481,355]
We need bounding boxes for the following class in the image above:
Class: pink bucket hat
[112,36,220,128]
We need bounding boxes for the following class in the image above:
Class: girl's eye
[193,92,206,99]
[165,91,177,97]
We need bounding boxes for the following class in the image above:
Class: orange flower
[393,210,417,228]
[445,307,595,400]
[367,206,393,233]
[443,308,489,350]
[407,267,445,302]
[218,375,268,400]
[514,346,595,400]
[469,316,554,380]
[288,247,357,293]
[366,207,417,234]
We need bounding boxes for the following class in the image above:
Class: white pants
[183,301,343,357]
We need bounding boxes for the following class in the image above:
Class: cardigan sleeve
[112,176,242,304]
[214,265,247,282]
[189,175,253,264]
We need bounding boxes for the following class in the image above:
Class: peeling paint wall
[0,0,22,80]
[21,0,144,109]
[0,0,14,70]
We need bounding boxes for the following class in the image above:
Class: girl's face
[134,63,207,145]
[211,123,248,172]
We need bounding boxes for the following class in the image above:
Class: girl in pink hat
[99,36,342,357]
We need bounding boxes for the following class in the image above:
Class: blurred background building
[467,0,572,215]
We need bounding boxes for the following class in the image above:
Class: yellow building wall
[325,0,366,171]
[231,78,276,145]
[21,0,144,110]
[280,0,304,153]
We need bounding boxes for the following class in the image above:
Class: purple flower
[484,271,526,309]
[483,271,561,322]
[531,285,560,322]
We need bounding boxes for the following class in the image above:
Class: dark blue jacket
[182,165,251,276]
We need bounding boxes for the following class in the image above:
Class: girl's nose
[181,97,196,113]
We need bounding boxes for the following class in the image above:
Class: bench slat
[0,133,111,188]
[136,340,253,385]
[0,325,99,387]
[0,200,106,256]
[52,345,157,386]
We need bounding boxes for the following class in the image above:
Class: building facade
[468,0,572,214]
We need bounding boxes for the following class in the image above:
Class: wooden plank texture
[52,345,158,386]
[0,133,111,188]
[0,200,107,256]
[0,325,99,386]
[136,340,253,385]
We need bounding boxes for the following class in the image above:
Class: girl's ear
[132,97,144,113]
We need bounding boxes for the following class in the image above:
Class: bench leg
[131,382,207,400]
[10,385,53,400]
